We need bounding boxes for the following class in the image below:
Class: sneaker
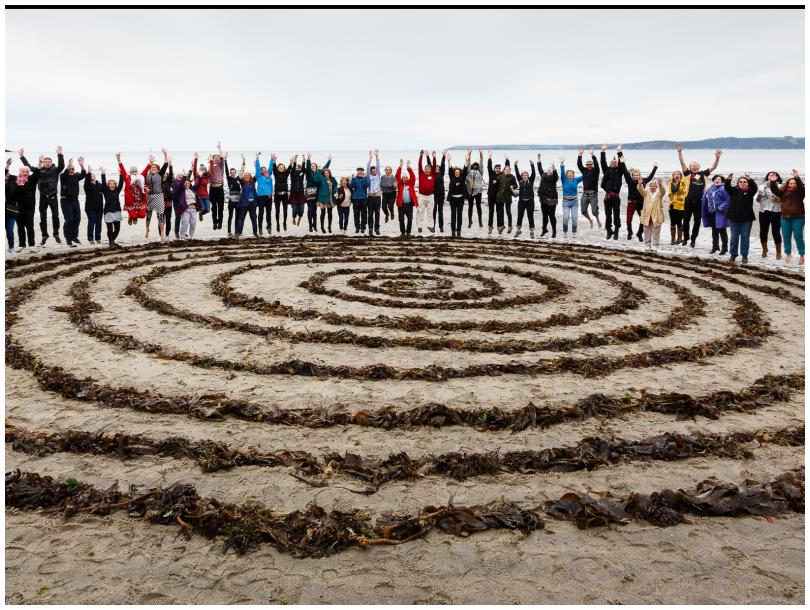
[69,242,77,248]
[514,228,522,238]
[742,256,749,264]
[488,227,493,235]
[606,229,613,239]
[530,230,535,239]
[428,226,435,233]
[54,235,62,244]
[507,226,513,234]
[375,230,380,236]
[7,248,15,257]
[74,239,82,245]
[40,237,48,246]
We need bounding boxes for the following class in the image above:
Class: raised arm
[644,164,657,184]
[254,158,261,177]
[577,154,585,173]
[529,161,536,182]
[676,144,689,173]
[599,146,609,172]
[56,152,65,173]
[707,149,721,173]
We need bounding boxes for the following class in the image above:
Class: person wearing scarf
[757,171,783,260]
[770,169,805,265]
[465,149,485,230]
[7,157,39,252]
[700,175,730,256]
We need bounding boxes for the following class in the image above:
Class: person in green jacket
[305,154,331,233]
[495,166,519,234]
[311,167,337,233]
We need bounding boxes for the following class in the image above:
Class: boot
[530,230,535,239]
[676,227,683,244]
[670,227,676,245]
[761,242,768,258]
[776,242,782,260]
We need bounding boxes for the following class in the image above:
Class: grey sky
[5,8,805,150]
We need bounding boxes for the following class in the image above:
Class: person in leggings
[513,160,536,239]
[367,150,382,236]
[209,143,226,230]
[99,167,124,247]
[599,145,622,240]
[381,165,397,222]
[336,177,352,236]
[677,143,721,247]
[272,155,291,232]
[537,156,558,238]
[757,171,782,260]
[618,147,657,241]
[770,170,805,265]
[396,160,417,236]
[289,155,307,226]
[432,151,446,234]
[486,153,510,235]
[254,153,274,235]
[162,162,175,239]
[224,154,245,236]
[305,154,331,232]
[319,168,336,234]
[465,149,484,229]
[446,153,468,237]
[666,171,688,245]
[83,166,104,244]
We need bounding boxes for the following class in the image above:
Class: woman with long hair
[666,170,689,245]
[100,166,125,247]
[305,153,332,233]
[336,176,352,236]
[272,154,292,232]
[144,150,169,241]
[254,152,274,235]
[559,158,583,238]
[757,171,783,259]
[537,155,558,238]
[465,149,484,229]
[770,169,805,265]
[235,171,258,238]
[381,164,397,223]
[224,153,245,236]
[513,160,536,239]
[446,153,468,238]
[289,154,306,226]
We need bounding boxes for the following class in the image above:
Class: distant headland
[448,137,805,150]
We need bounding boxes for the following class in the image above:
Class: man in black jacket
[577,148,601,230]
[20,146,64,246]
[600,145,623,239]
[60,157,87,247]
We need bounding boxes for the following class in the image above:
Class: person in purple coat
[701,175,730,255]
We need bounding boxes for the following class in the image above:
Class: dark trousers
[39,193,60,240]
[105,221,121,244]
[210,186,225,228]
[86,210,102,242]
[540,198,557,236]
[711,226,729,251]
[274,192,289,230]
[164,204,173,237]
[495,199,513,228]
[256,195,272,233]
[367,195,381,235]
[398,202,413,235]
[466,193,482,225]
[60,198,81,243]
[352,198,368,232]
[337,206,350,230]
[235,203,258,236]
[319,206,333,232]
[668,208,684,230]
[516,199,535,229]
[382,192,396,219]
[759,210,782,245]
[449,195,464,235]
[626,200,643,237]
[227,201,237,234]
[487,191,497,227]
[433,191,445,232]
[306,200,318,230]
[682,199,701,243]
[604,194,621,235]
[16,203,35,248]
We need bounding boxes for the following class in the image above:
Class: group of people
[4,144,805,265]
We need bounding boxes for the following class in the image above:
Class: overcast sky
[5,8,805,151]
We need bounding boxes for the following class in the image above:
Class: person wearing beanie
[701,175,730,256]
[757,171,783,259]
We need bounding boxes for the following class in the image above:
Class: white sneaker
[7,248,15,257]
[28,247,37,253]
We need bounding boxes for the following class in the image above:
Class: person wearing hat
[676,143,722,247]
[599,145,623,240]
[700,175,730,256]
[116,152,148,227]
[577,147,601,230]
[349,164,370,234]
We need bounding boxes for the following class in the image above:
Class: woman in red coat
[396,160,417,236]
[116,152,148,225]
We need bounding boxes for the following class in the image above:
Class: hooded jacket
[770,177,804,219]
[701,182,730,229]
[254,158,275,196]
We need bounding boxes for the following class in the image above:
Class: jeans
[516,200,535,229]
[728,220,753,258]
[580,191,599,217]
[398,202,414,235]
[352,198,368,232]
[6,216,16,249]
[199,197,211,215]
[562,198,578,233]
[174,210,182,236]
[209,186,224,228]
[86,210,103,242]
[337,206,350,230]
[306,200,318,230]
[60,197,81,243]
[433,191,445,232]
[604,194,621,235]
[781,217,805,256]
[367,196,381,235]
[39,193,60,240]
[235,204,257,236]
[449,196,464,235]
[540,198,557,235]
[759,211,782,245]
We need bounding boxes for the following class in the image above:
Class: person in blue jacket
[235,171,259,238]
[559,158,583,237]
[701,175,731,256]
[254,152,274,235]
[349,166,371,234]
